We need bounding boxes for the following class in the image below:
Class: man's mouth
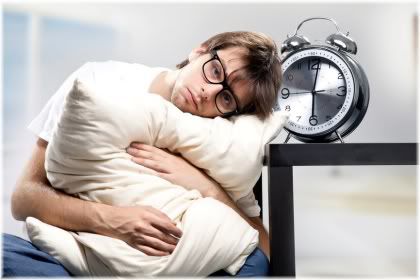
[186,88,198,110]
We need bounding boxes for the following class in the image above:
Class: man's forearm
[11,138,112,234]
[12,178,111,235]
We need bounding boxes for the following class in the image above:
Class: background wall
[3,1,418,277]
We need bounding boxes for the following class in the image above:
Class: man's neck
[148,70,179,101]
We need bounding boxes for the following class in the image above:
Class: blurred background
[3,1,418,277]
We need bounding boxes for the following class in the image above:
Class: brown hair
[176,31,282,120]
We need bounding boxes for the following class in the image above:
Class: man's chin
[181,107,195,115]
[173,100,192,114]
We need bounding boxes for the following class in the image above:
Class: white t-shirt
[28,60,261,217]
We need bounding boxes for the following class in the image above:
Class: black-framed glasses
[202,50,241,117]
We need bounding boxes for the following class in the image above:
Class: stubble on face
[170,58,202,115]
[170,81,196,114]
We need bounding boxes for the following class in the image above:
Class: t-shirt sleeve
[27,62,94,142]
[236,191,261,217]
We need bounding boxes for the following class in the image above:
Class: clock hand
[311,59,321,120]
[312,90,315,117]
[290,90,325,94]
[312,59,321,92]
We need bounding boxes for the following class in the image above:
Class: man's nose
[200,83,223,101]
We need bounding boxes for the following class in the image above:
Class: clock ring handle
[294,17,341,36]
[281,17,358,55]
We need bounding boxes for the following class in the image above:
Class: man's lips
[186,88,199,110]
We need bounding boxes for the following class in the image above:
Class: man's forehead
[217,47,248,75]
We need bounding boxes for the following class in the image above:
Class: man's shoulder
[84,60,150,74]
[76,60,155,88]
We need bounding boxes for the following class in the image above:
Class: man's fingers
[135,235,176,254]
[144,226,179,246]
[127,148,166,174]
[152,220,183,239]
[126,147,154,160]
[130,143,169,157]
[145,207,183,239]
[130,157,167,173]
[127,147,166,166]
[135,244,170,256]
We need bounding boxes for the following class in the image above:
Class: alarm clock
[277,17,369,143]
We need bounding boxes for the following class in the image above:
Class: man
[4,31,282,277]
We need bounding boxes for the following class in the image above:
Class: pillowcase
[46,78,289,203]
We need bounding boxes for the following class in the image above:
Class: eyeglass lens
[203,58,237,114]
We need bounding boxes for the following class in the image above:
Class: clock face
[278,48,355,136]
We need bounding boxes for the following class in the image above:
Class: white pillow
[28,78,288,277]
[46,78,288,202]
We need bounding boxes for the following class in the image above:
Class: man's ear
[188,45,207,62]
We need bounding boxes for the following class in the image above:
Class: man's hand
[127,142,216,196]
[99,205,182,256]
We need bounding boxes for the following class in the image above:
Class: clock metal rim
[278,45,369,143]
[280,45,358,137]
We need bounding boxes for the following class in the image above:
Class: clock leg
[284,132,292,143]
[335,130,345,143]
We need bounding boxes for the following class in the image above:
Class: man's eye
[212,67,221,78]
[209,61,223,81]
[217,90,237,113]
[221,91,232,105]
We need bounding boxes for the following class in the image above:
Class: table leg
[268,166,296,276]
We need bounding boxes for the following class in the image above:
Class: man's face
[171,46,253,118]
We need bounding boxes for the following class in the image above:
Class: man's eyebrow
[219,56,229,76]
[222,56,243,80]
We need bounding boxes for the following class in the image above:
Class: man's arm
[249,216,269,258]
[203,184,270,258]
[12,138,182,256]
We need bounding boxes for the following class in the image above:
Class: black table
[263,143,417,276]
